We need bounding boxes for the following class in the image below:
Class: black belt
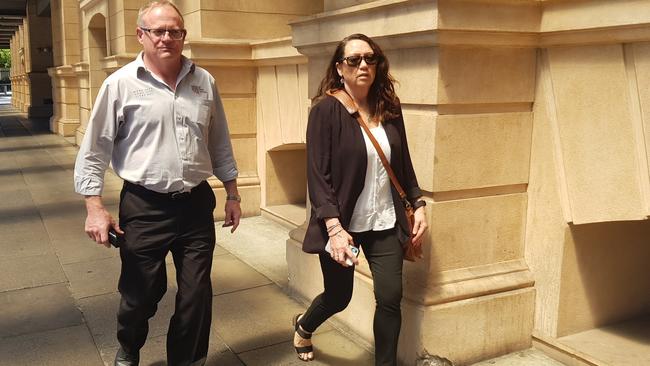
[123,181,206,200]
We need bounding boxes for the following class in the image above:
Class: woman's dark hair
[314,33,401,121]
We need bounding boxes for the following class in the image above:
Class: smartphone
[325,240,360,266]
[108,229,124,248]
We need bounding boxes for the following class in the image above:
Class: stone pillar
[73,62,89,143]
[289,1,537,364]
[48,0,81,135]
[23,0,54,118]
[48,66,80,136]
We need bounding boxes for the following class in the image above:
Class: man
[73,1,241,365]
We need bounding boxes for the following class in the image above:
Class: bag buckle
[402,198,412,210]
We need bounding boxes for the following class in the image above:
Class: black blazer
[304,95,422,254]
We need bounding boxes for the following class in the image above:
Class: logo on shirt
[132,88,153,98]
[191,85,207,95]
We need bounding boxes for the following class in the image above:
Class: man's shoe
[114,347,139,366]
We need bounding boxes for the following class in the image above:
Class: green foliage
[0,49,10,68]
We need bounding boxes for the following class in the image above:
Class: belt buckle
[170,191,189,200]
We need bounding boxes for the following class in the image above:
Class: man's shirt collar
[134,51,195,79]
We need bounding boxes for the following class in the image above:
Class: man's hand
[222,179,241,233]
[223,200,241,233]
[84,195,122,247]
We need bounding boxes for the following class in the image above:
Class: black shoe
[292,313,314,362]
[114,347,139,366]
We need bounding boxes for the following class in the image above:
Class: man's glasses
[340,54,380,67]
[140,27,186,40]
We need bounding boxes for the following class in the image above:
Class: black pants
[117,181,216,366]
[299,227,404,366]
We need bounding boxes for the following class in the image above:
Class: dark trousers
[117,181,216,366]
[299,227,404,366]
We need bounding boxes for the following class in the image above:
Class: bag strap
[326,89,411,208]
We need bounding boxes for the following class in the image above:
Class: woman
[293,34,428,365]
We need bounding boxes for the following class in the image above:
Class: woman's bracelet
[326,223,341,233]
[328,229,343,237]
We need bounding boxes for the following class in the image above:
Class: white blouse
[348,123,397,233]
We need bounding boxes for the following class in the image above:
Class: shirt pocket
[187,100,212,138]
[196,100,210,125]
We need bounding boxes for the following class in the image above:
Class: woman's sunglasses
[340,54,380,67]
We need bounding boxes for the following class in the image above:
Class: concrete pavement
[0,103,563,366]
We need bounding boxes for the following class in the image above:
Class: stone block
[90,70,107,88]
[78,87,89,108]
[205,66,257,95]
[548,44,645,223]
[222,96,256,135]
[292,1,437,50]
[402,108,435,192]
[231,137,257,175]
[61,103,80,120]
[199,0,321,14]
[428,193,527,273]
[64,22,79,39]
[325,0,375,11]
[388,46,438,105]
[124,34,140,53]
[439,0,540,32]
[110,9,138,40]
[399,288,535,365]
[438,47,536,105]
[631,43,650,185]
[201,11,295,39]
[525,72,568,336]
[541,0,650,32]
[433,112,532,193]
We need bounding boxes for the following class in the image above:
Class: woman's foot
[293,313,314,361]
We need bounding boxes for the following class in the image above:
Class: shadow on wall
[558,220,650,336]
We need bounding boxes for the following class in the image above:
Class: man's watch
[226,194,241,202]
[412,200,426,210]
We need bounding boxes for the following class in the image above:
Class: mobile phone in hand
[108,229,124,248]
[325,240,360,266]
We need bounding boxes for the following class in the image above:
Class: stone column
[73,62,89,143]
[289,1,538,364]
[48,66,80,136]
[23,0,54,118]
[48,0,81,135]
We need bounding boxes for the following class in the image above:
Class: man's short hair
[137,0,184,28]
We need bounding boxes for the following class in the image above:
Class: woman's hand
[329,229,358,267]
[411,206,428,247]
